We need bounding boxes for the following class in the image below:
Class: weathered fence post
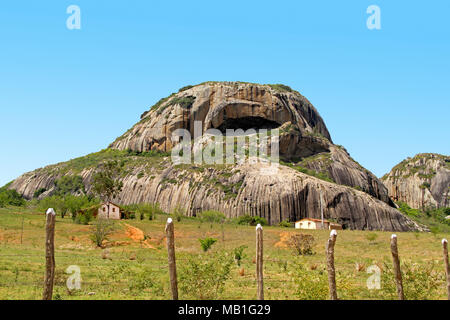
[443,239,450,300]
[256,224,264,300]
[390,234,405,300]
[20,216,24,245]
[165,218,178,300]
[326,229,338,300]
[43,208,56,300]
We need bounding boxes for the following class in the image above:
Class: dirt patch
[124,224,157,249]
[274,232,291,249]
[125,224,146,241]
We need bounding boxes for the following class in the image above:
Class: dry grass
[0,206,449,300]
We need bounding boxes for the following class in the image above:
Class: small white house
[295,218,342,230]
[295,218,330,230]
[98,202,122,220]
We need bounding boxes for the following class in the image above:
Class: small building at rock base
[295,218,342,230]
[98,202,122,220]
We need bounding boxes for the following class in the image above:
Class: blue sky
[0,0,449,186]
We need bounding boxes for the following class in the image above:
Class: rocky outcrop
[9,155,423,231]
[382,153,450,209]
[110,82,392,204]
[8,82,423,231]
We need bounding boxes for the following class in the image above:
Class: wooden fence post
[256,224,264,300]
[390,234,405,300]
[326,229,338,300]
[43,208,56,300]
[165,218,178,300]
[443,239,450,300]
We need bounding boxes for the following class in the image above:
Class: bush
[75,210,94,225]
[279,220,292,228]
[234,215,268,226]
[90,218,115,247]
[293,262,329,300]
[288,234,315,255]
[233,245,247,266]
[365,233,378,242]
[179,252,233,299]
[198,210,226,223]
[33,188,47,198]
[122,203,164,221]
[0,188,25,207]
[379,261,445,300]
[199,237,217,252]
[54,175,85,197]
[173,207,185,222]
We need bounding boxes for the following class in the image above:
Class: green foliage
[234,215,268,226]
[233,245,247,266]
[92,160,124,203]
[179,251,233,299]
[397,202,422,218]
[178,85,194,92]
[172,207,185,222]
[38,195,97,220]
[278,220,292,228]
[90,218,115,247]
[54,176,85,197]
[379,261,445,300]
[0,188,25,208]
[293,263,329,300]
[123,203,165,221]
[75,210,94,225]
[197,210,226,223]
[365,233,378,242]
[199,237,217,252]
[268,84,294,93]
[169,95,196,109]
[396,202,450,232]
[281,161,334,183]
[127,269,164,295]
[33,188,47,198]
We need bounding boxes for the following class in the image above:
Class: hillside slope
[382,153,450,210]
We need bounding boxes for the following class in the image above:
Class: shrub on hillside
[234,215,268,226]
[198,210,226,223]
[0,188,25,207]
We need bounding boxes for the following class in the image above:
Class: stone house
[98,202,122,220]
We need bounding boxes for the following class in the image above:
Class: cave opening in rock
[216,116,281,134]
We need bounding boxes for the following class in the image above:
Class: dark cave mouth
[215,116,281,134]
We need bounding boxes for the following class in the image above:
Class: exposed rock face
[10,156,423,231]
[110,82,392,205]
[8,82,423,231]
[382,153,450,209]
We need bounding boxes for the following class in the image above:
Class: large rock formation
[382,153,450,209]
[8,82,423,231]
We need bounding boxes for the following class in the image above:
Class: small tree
[233,245,247,266]
[92,160,124,218]
[90,218,115,247]
[199,237,217,252]
[288,233,315,256]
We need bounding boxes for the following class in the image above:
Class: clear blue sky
[0,0,449,186]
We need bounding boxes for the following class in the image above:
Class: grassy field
[0,206,449,300]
